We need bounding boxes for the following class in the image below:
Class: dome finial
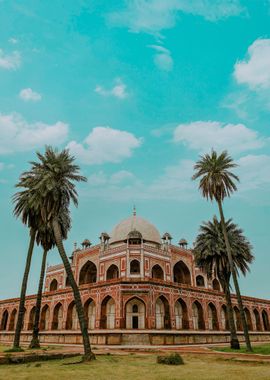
[133,205,136,216]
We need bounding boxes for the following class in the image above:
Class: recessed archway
[79,261,97,285]
[196,275,205,287]
[208,303,219,330]
[192,301,205,330]
[49,279,58,291]
[130,260,140,274]
[100,296,115,329]
[152,264,164,280]
[221,305,229,330]
[0,310,8,331]
[173,261,191,285]
[253,309,262,331]
[212,279,221,291]
[106,264,119,280]
[52,303,63,330]
[66,301,78,330]
[28,306,36,331]
[126,297,146,329]
[262,310,270,331]
[233,306,242,331]
[155,296,171,329]
[40,305,50,330]
[84,298,96,329]
[175,298,189,329]
[8,309,17,331]
[244,308,253,331]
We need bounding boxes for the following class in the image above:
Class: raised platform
[1,330,270,346]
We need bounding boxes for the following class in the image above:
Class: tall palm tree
[16,147,94,360]
[194,216,254,349]
[192,150,253,351]
[29,207,71,348]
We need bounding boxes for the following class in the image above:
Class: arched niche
[175,298,189,329]
[253,308,262,331]
[52,303,63,330]
[8,309,17,331]
[100,296,115,329]
[155,296,171,329]
[152,264,164,280]
[208,303,219,330]
[262,310,270,331]
[173,261,191,285]
[196,275,205,287]
[126,297,146,329]
[0,310,8,331]
[79,261,97,285]
[130,259,140,275]
[40,305,50,330]
[49,279,58,292]
[212,279,221,291]
[28,306,36,331]
[192,301,205,330]
[84,298,96,329]
[106,264,119,280]
[233,306,242,331]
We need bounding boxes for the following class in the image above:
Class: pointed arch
[192,301,205,330]
[0,310,8,330]
[155,295,171,329]
[100,296,115,329]
[8,309,17,331]
[84,298,96,329]
[125,297,146,329]
[244,307,253,331]
[49,279,58,291]
[52,303,63,330]
[175,298,189,329]
[212,278,221,291]
[262,310,270,331]
[40,304,50,330]
[196,275,205,287]
[28,306,36,330]
[221,305,229,330]
[79,261,97,285]
[208,303,219,330]
[233,306,242,331]
[152,264,164,280]
[106,264,119,280]
[253,308,262,331]
[173,261,191,285]
[130,259,140,274]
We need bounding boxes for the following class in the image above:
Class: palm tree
[194,216,254,349]
[192,150,253,351]
[16,147,95,360]
[29,207,71,348]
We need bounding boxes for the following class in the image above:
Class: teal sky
[0,0,270,300]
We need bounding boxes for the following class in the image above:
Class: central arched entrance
[126,298,146,329]
[100,296,115,329]
[155,296,171,329]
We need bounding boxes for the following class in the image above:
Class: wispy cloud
[148,45,173,71]
[173,121,266,154]
[95,79,128,99]
[0,113,68,154]
[0,48,21,70]
[19,88,42,102]
[67,126,142,165]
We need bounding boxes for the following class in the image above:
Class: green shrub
[157,353,184,365]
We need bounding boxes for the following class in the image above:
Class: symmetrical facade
[1,212,270,345]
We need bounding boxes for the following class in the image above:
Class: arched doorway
[106,264,119,280]
[49,279,58,291]
[208,303,219,330]
[66,301,78,330]
[100,296,115,329]
[196,275,205,287]
[40,305,50,330]
[52,303,63,330]
[253,309,262,331]
[233,306,242,331]
[130,260,140,274]
[0,310,8,330]
[126,298,145,329]
[221,305,229,330]
[155,296,171,329]
[212,279,221,291]
[192,301,205,330]
[152,265,164,280]
[28,306,36,330]
[84,298,96,329]
[262,310,270,331]
[175,299,189,329]
[8,309,17,331]
[244,308,253,331]
[173,261,191,285]
[79,261,97,285]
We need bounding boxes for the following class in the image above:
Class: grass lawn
[0,354,270,380]
[214,344,270,355]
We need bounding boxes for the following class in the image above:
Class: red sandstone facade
[1,213,270,345]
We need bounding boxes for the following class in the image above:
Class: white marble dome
[110,214,161,244]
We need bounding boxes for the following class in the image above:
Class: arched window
[84,298,96,329]
[155,296,171,329]
[152,264,164,280]
[100,296,115,329]
[130,260,140,274]
[212,279,221,291]
[0,310,8,330]
[262,310,270,331]
[192,301,205,330]
[52,303,63,330]
[50,279,58,291]
[40,305,50,330]
[253,309,262,331]
[208,303,219,330]
[173,261,191,285]
[196,275,205,287]
[106,264,119,280]
[126,298,146,329]
[175,299,189,330]
[8,309,17,331]
[79,261,97,285]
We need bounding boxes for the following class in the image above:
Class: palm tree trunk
[223,280,240,349]
[29,249,48,349]
[52,218,95,361]
[217,199,252,352]
[13,229,36,349]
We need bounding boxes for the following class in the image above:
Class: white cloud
[95,79,128,99]
[9,38,18,44]
[0,162,4,171]
[0,113,68,154]
[237,155,270,192]
[173,121,265,154]
[0,49,21,70]
[234,39,270,89]
[108,0,245,34]
[149,45,173,71]
[19,88,42,102]
[67,126,142,165]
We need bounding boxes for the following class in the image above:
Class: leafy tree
[194,216,254,349]
[192,150,253,351]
